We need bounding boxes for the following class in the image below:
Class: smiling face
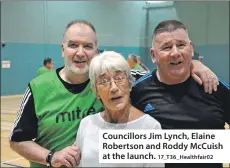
[150,28,194,83]
[96,71,130,111]
[61,23,98,75]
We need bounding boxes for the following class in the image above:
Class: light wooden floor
[1,95,229,167]
[1,95,30,167]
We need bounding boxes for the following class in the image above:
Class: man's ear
[190,41,194,56]
[61,43,65,58]
[150,48,156,64]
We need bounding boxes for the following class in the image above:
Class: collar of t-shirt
[152,69,191,96]
[56,67,90,94]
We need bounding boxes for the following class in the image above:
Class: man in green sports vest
[9,20,103,167]
[127,53,145,71]
[9,19,218,168]
[36,57,54,77]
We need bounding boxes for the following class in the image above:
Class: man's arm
[212,79,230,125]
[9,86,50,165]
[190,60,219,94]
[9,85,80,167]
[10,141,50,165]
[36,69,40,77]
[132,60,218,94]
[10,140,80,167]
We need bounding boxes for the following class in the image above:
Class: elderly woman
[76,51,164,167]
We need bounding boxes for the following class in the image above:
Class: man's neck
[156,70,190,85]
[59,67,89,84]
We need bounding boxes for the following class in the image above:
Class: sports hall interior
[1,1,229,167]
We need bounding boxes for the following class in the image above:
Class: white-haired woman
[76,51,164,167]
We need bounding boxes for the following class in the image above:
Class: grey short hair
[89,51,135,96]
[152,20,190,46]
[63,19,97,44]
[153,20,188,39]
[128,54,138,63]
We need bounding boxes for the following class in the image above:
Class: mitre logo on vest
[56,106,96,123]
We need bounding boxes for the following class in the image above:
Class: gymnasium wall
[1,1,229,95]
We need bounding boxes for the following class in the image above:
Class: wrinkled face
[96,71,130,111]
[62,24,98,75]
[150,29,194,80]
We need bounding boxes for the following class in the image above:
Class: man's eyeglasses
[97,75,127,87]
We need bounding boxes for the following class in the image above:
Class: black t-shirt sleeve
[9,84,38,142]
[212,80,230,125]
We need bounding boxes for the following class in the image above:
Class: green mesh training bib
[29,71,103,167]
